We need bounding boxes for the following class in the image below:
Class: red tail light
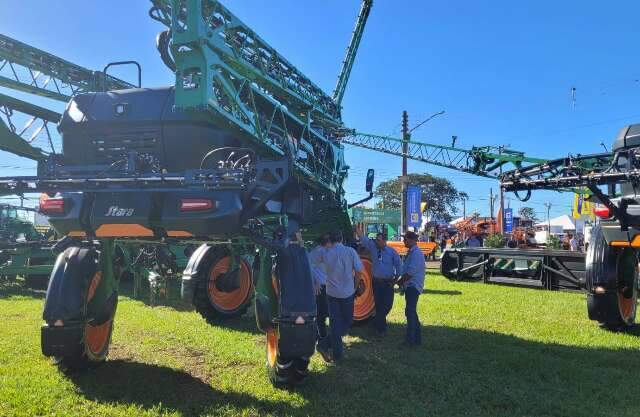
[593,204,611,219]
[39,197,65,214]
[180,199,214,212]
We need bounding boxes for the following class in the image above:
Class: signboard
[572,192,594,220]
[504,208,513,233]
[406,184,422,229]
[351,208,401,224]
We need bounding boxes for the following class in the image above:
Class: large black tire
[266,328,310,386]
[193,248,253,322]
[585,226,638,330]
[41,247,118,369]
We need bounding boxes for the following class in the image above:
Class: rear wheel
[265,328,310,386]
[353,258,375,322]
[41,247,117,369]
[63,271,116,367]
[193,251,253,321]
[586,226,638,330]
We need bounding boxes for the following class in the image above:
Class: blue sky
[2,1,640,221]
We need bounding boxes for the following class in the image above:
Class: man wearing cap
[316,230,364,362]
[355,223,401,336]
[396,231,425,346]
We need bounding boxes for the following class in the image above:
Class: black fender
[254,293,273,332]
[42,247,98,324]
[181,243,216,303]
[585,225,617,291]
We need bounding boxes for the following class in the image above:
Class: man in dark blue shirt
[356,223,401,336]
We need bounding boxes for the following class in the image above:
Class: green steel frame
[0,34,134,102]
[342,131,548,178]
[0,92,59,159]
[332,0,373,107]
[149,0,349,196]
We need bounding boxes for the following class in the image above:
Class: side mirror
[365,169,375,193]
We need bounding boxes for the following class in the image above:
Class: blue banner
[406,185,422,229]
[504,208,513,233]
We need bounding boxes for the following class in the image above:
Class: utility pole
[400,110,409,233]
[489,188,494,219]
[499,147,505,234]
[462,196,467,219]
[544,202,552,232]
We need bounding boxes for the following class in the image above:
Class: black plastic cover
[42,247,98,323]
[275,244,315,318]
[612,124,640,151]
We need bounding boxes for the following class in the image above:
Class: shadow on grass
[117,278,194,312]
[68,360,294,416]
[118,278,261,335]
[60,321,640,416]
[295,323,640,417]
[423,289,462,295]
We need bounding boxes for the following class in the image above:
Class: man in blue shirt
[355,223,401,336]
[396,231,426,346]
[309,234,331,340]
[316,230,364,362]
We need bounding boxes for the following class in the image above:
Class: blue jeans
[404,286,421,345]
[320,294,354,360]
[316,286,329,339]
[372,279,394,333]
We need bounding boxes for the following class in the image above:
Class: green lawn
[1,273,639,417]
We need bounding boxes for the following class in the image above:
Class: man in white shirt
[316,230,364,362]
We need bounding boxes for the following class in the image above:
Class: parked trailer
[441,247,585,291]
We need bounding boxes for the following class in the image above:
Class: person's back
[323,243,362,298]
[316,230,364,362]
[569,236,578,251]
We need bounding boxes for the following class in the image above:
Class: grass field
[1,272,639,417]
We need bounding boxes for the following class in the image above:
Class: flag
[573,192,594,219]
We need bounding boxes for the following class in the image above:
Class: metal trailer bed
[441,247,586,291]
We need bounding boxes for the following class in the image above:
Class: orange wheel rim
[87,271,102,302]
[207,257,252,312]
[353,258,375,321]
[271,271,279,298]
[85,272,111,354]
[617,260,638,321]
[266,329,278,367]
[619,293,634,319]
[85,320,112,354]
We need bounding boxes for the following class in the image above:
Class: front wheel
[41,246,118,369]
[585,226,638,330]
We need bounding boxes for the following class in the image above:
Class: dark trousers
[320,294,354,360]
[372,279,394,333]
[316,285,329,339]
[404,286,421,345]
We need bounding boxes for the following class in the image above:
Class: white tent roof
[450,217,465,225]
[535,214,576,230]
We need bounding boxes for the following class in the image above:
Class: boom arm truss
[342,131,547,178]
[0,92,59,160]
[0,34,134,102]
[332,0,373,107]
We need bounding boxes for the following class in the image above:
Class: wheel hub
[214,268,242,293]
